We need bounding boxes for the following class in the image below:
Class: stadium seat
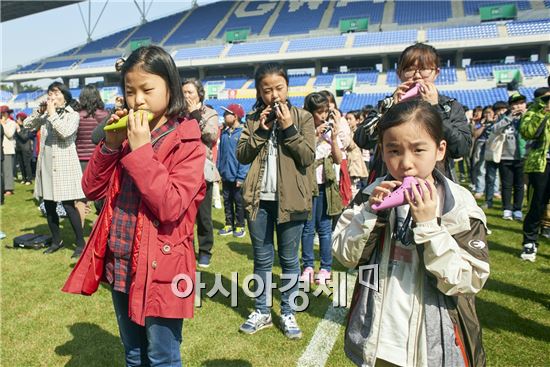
[287,35,347,52]
[427,24,498,42]
[394,1,452,25]
[227,41,282,56]
[353,30,417,47]
[329,0,384,28]
[217,1,276,38]
[127,12,184,45]
[270,1,328,36]
[174,45,225,60]
[79,56,120,69]
[76,28,136,55]
[164,1,234,46]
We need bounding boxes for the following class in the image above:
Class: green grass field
[1,181,549,366]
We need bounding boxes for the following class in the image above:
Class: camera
[265,101,280,124]
[323,121,334,134]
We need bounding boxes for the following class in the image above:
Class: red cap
[0,105,14,114]
[221,104,245,120]
[16,112,28,120]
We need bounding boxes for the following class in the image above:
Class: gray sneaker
[280,313,302,339]
[239,310,272,334]
[520,243,537,262]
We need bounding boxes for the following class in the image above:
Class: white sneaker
[280,314,302,339]
[239,310,272,334]
[502,210,513,220]
[520,243,537,262]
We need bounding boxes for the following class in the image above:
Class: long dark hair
[119,45,184,118]
[79,84,105,117]
[252,63,289,110]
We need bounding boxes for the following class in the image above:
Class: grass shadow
[477,297,550,343]
[55,322,124,367]
[485,278,550,310]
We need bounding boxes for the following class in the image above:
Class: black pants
[15,148,33,182]
[196,181,214,257]
[523,162,550,243]
[44,200,86,249]
[499,159,524,212]
[222,180,245,228]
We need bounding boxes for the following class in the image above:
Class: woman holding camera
[24,82,86,257]
[237,63,315,339]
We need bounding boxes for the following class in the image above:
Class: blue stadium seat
[14,90,46,103]
[76,28,136,55]
[288,74,311,87]
[330,0,384,28]
[70,88,81,99]
[464,1,531,16]
[518,86,537,102]
[0,91,13,103]
[394,1,451,25]
[79,56,120,69]
[16,63,41,74]
[356,71,379,85]
[127,12,184,45]
[204,76,248,90]
[353,30,417,47]
[341,88,510,112]
[506,19,550,36]
[270,1,328,36]
[287,35,347,52]
[427,24,498,41]
[340,92,386,112]
[174,45,225,60]
[217,1,276,37]
[466,62,549,80]
[314,74,335,87]
[227,41,282,56]
[38,59,79,71]
[164,1,234,46]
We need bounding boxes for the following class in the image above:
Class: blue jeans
[247,200,304,315]
[485,161,500,207]
[111,291,183,367]
[301,185,333,271]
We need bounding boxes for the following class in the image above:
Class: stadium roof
[1,1,84,22]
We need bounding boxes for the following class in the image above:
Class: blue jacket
[217,125,249,182]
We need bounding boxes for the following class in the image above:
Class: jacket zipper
[453,323,470,367]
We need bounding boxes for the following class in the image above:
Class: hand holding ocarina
[399,83,421,103]
[371,176,428,211]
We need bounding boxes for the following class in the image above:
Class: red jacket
[62,118,206,326]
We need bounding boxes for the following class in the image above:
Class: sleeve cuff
[280,124,299,140]
[100,141,121,155]
[413,218,440,230]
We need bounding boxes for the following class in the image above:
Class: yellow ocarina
[104,111,154,131]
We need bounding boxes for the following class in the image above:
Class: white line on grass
[297,271,357,367]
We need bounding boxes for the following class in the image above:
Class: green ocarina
[104,111,154,131]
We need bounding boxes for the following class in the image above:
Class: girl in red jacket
[63,45,206,366]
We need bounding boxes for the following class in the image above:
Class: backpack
[13,234,52,249]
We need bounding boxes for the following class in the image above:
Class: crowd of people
[0,42,549,366]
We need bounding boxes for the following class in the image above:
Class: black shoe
[71,246,84,259]
[44,241,64,254]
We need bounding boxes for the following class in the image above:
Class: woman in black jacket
[354,43,471,183]
[14,112,34,185]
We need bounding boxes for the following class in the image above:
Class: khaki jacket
[237,106,315,223]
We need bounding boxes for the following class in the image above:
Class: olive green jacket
[237,106,315,223]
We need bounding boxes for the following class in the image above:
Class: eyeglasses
[402,68,436,78]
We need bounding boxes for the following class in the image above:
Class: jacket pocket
[150,238,193,284]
